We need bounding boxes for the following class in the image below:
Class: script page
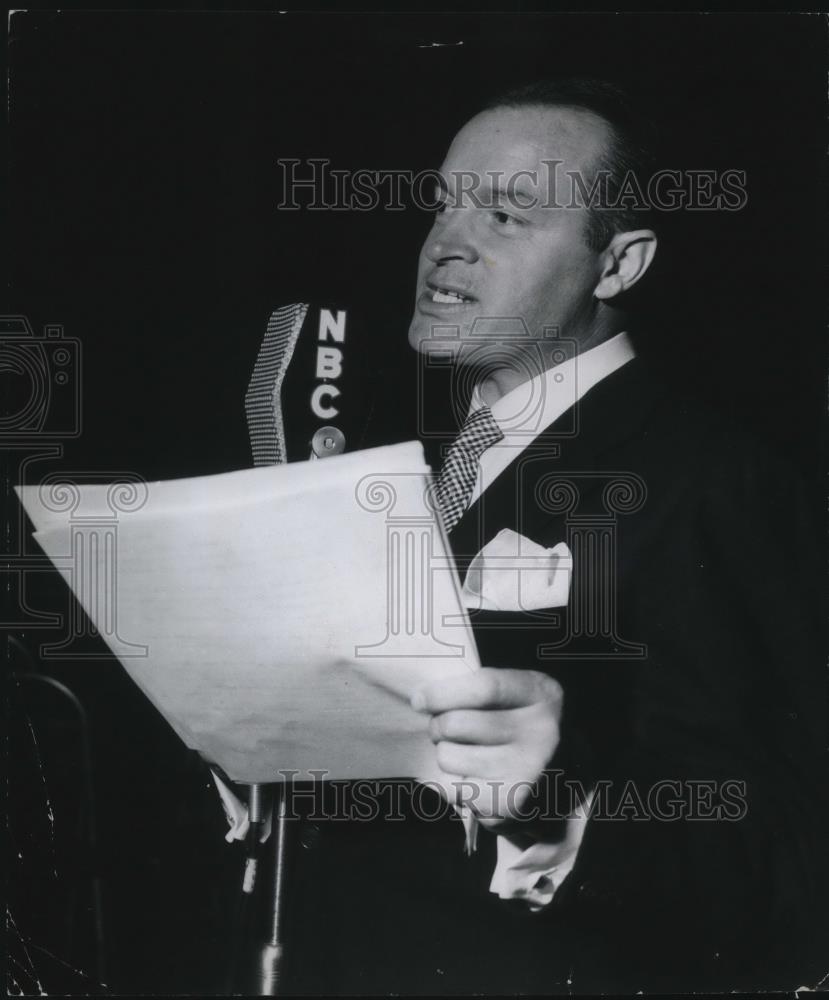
[18,442,480,783]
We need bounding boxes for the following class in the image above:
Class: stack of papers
[16,442,480,783]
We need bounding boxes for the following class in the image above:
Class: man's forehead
[440,105,610,184]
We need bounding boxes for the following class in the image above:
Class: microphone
[236,300,375,994]
[245,302,374,466]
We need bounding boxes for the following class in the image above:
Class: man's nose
[424,211,479,265]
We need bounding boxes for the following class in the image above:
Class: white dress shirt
[465,331,636,910]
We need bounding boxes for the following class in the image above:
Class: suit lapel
[447,357,666,569]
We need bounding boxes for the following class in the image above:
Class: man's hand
[411,668,563,829]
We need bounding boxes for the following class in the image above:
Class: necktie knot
[436,405,503,533]
[453,405,504,461]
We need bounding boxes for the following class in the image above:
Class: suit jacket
[437,354,829,992]
[286,355,828,995]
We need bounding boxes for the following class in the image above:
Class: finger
[428,709,514,746]
[435,741,526,781]
[413,668,561,714]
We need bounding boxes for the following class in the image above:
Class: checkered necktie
[437,405,504,533]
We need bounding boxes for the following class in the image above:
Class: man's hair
[484,78,656,252]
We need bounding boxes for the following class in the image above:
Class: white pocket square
[461,528,572,612]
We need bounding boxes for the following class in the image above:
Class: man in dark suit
[404,79,829,992]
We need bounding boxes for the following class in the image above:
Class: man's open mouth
[428,285,475,304]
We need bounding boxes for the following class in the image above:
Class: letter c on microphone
[311,383,340,419]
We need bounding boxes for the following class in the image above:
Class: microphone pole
[236,301,360,994]
[249,425,346,997]
[256,786,289,995]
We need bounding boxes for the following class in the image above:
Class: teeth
[432,289,467,304]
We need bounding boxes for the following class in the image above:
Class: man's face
[408,105,611,379]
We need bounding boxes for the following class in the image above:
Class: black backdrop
[9,11,828,478]
[6,10,827,994]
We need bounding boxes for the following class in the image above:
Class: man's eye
[432,187,450,215]
[492,210,522,226]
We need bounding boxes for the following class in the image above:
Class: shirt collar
[470,331,636,437]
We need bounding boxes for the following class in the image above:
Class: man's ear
[593,230,657,301]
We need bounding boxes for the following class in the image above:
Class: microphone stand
[255,786,289,995]
[226,782,290,995]
[230,428,345,995]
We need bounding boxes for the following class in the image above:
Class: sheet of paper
[17,438,433,529]
[17,442,480,783]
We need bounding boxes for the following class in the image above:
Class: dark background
[6,11,827,994]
